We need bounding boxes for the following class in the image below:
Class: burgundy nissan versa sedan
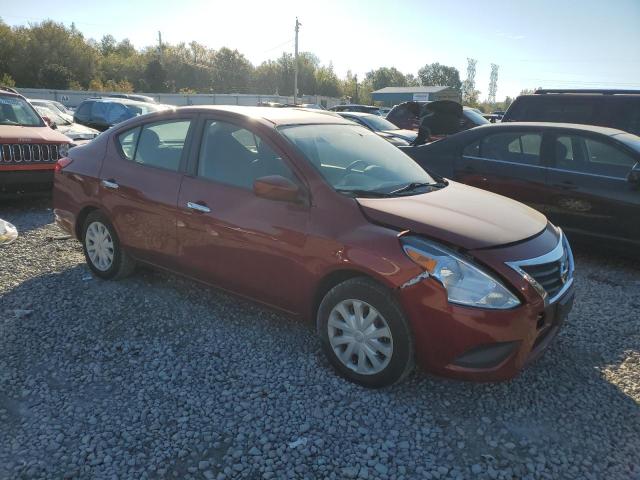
[53,106,575,387]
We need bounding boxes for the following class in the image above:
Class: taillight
[55,157,73,173]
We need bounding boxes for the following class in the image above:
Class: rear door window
[91,102,108,122]
[553,134,636,178]
[106,103,132,125]
[478,132,543,165]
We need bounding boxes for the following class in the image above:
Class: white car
[30,99,74,123]
[33,105,99,142]
[0,219,18,246]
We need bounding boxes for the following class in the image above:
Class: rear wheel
[82,211,135,280]
[317,277,414,387]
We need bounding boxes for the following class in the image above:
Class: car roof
[82,97,152,106]
[470,122,629,137]
[336,111,378,118]
[173,105,354,126]
[0,89,24,99]
[517,93,640,100]
[331,104,379,109]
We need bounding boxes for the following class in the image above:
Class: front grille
[0,143,61,164]
[520,247,570,299]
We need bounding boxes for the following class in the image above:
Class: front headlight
[401,236,520,309]
[58,143,70,157]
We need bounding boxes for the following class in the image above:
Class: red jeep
[0,87,71,195]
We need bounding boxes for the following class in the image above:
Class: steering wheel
[345,159,370,174]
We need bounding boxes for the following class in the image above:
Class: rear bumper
[0,168,54,194]
[399,282,574,381]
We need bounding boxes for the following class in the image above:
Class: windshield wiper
[335,188,394,198]
[389,181,447,195]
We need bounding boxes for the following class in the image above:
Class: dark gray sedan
[402,122,640,255]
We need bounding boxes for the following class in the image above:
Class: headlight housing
[401,236,520,309]
[58,143,70,158]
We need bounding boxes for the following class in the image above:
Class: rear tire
[317,277,414,388]
[82,211,135,280]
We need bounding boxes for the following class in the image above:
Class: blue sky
[2,0,639,99]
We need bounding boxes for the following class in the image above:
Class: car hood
[57,122,99,137]
[381,129,417,141]
[357,181,548,250]
[0,125,71,143]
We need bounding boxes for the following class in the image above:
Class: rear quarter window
[606,98,640,135]
[117,127,141,160]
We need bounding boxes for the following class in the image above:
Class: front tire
[82,211,135,280]
[317,277,414,388]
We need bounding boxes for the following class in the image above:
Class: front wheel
[317,277,414,388]
[82,211,135,280]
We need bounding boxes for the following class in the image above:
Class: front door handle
[186,201,211,213]
[101,179,119,190]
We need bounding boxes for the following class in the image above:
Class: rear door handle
[101,179,119,189]
[186,201,211,213]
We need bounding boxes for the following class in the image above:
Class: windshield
[280,124,436,195]
[360,115,400,131]
[34,106,69,126]
[49,101,72,115]
[0,95,44,127]
[463,108,491,126]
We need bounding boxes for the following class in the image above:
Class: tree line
[0,18,514,110]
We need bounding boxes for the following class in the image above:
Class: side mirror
[628,162,640,186]
[42,116,57,129]
[253,175,302,203]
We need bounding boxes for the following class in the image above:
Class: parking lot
[0,197,637,480]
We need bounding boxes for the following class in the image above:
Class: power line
[261,38,294,54]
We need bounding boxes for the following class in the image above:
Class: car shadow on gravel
[0,195,54,234]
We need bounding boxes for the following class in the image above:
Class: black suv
[73,98,169,132]
[502,89,640,135]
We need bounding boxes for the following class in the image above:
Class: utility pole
[157,31,163,62]
[488,63,499,104]
[354,74,358,104]
[294,18,300,105]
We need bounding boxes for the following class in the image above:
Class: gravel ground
[1,198,639,480]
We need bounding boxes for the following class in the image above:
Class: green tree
[0,72,15,87]
[364,67,407,91]
[38,63,73,89]
[405,73,420,87]
[315,63,341,97]
[211,47,253,93]
[99,34,117,56]
[417,62,462,90]
[144,59,168,92]
[254,60,281,94]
